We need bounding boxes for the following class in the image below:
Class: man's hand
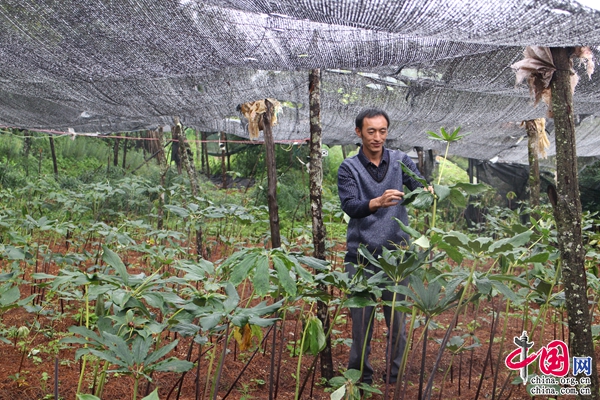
[369,189,404,211]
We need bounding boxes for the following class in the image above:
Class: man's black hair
[355,108,390,130]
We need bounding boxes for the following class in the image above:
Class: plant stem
[395,307,419,400]
[76,285,90,395]
[431,141,451,229]
[132,375,140,400]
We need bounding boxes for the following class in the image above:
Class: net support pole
[262,100,281,249]
[550,46,599,399]
[221,131,227,189]
[48,135,58,178]
[308,68,334,380]
[173,117,204,259]
[524,120,541,207]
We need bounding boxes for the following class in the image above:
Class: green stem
[203,340,217,400]
[431,141,450,229]
[132,374,140,400]
[395,307,419,400]
[76,285,90,395]
[94,361,109,398]
[294,306,315,400]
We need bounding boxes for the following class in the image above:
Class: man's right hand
[369,189,405,211]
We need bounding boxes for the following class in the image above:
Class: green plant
[328,369,382,399]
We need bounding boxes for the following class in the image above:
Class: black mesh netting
[2,0,600,164]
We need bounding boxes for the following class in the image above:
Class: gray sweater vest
[342,150,418,260]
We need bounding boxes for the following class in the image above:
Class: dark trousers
[346,262,408,383]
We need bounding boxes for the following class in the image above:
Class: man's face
[355,115,388,155]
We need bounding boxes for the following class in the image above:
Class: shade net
[2,0,600,164]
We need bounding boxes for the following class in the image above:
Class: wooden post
[262,100,281,249]
[415,146,425,177]
[122,134,128,169]
[23,130,31,177]
[194,129,202,171]
[170,129,182,175]
[550,46,599,400]
[173,118,203,259]
[524,120,541,207]
[308,69,334,381]
[220,131,227,189]
[201,131,210,176]
[152,127,168,230]
[48,135,58,178]
[113,137,120,167]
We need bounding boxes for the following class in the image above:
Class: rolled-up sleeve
[337,162,373,219]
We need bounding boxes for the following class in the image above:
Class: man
[337,108,427,385]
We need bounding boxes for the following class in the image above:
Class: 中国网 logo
[505,331,592,396]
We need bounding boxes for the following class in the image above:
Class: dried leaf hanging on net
[237,98,283,139]
[511,46,595,117]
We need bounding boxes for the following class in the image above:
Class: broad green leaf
[252,254,270,296]
[357,244,380,265]
[293,261,314,283]
[447,188,467,207]
[442,231,470,248]
[169,323,200,337]
[103,332,134,366]
[491,281,517,301]
[164,205,189,218]
[522,252,550,264]
[432,183,451,201]
[330,385,346,400]
[273,256,296,297]
[223,282,240,313]
[102,245,129,285]
[411,190,434,209]
[453,182,487,195]
[399,162,428,186]
[488,274,529,287]
[88,348,128,368]
[413,235,430,249]
[426,131,443,141]
[435,241,463,264]
[132,336,151,364]
[145,339,179,365]
[230,252,259,285]
[5,247,25,260]
[77,395,101,400]
[344,368,363,382]
[302,316,326,355]
[153,358,194,373]
[0,285,20,306]
[141,389,161,400]
[395,219,420,239]
[344,296,377,308]
[247,315,279,327]
[489,231,532,254]
[199,313,223,331]
[296,255,329,271]
[473,276,492,295]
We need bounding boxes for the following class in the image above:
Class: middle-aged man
[337,108,428,385]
